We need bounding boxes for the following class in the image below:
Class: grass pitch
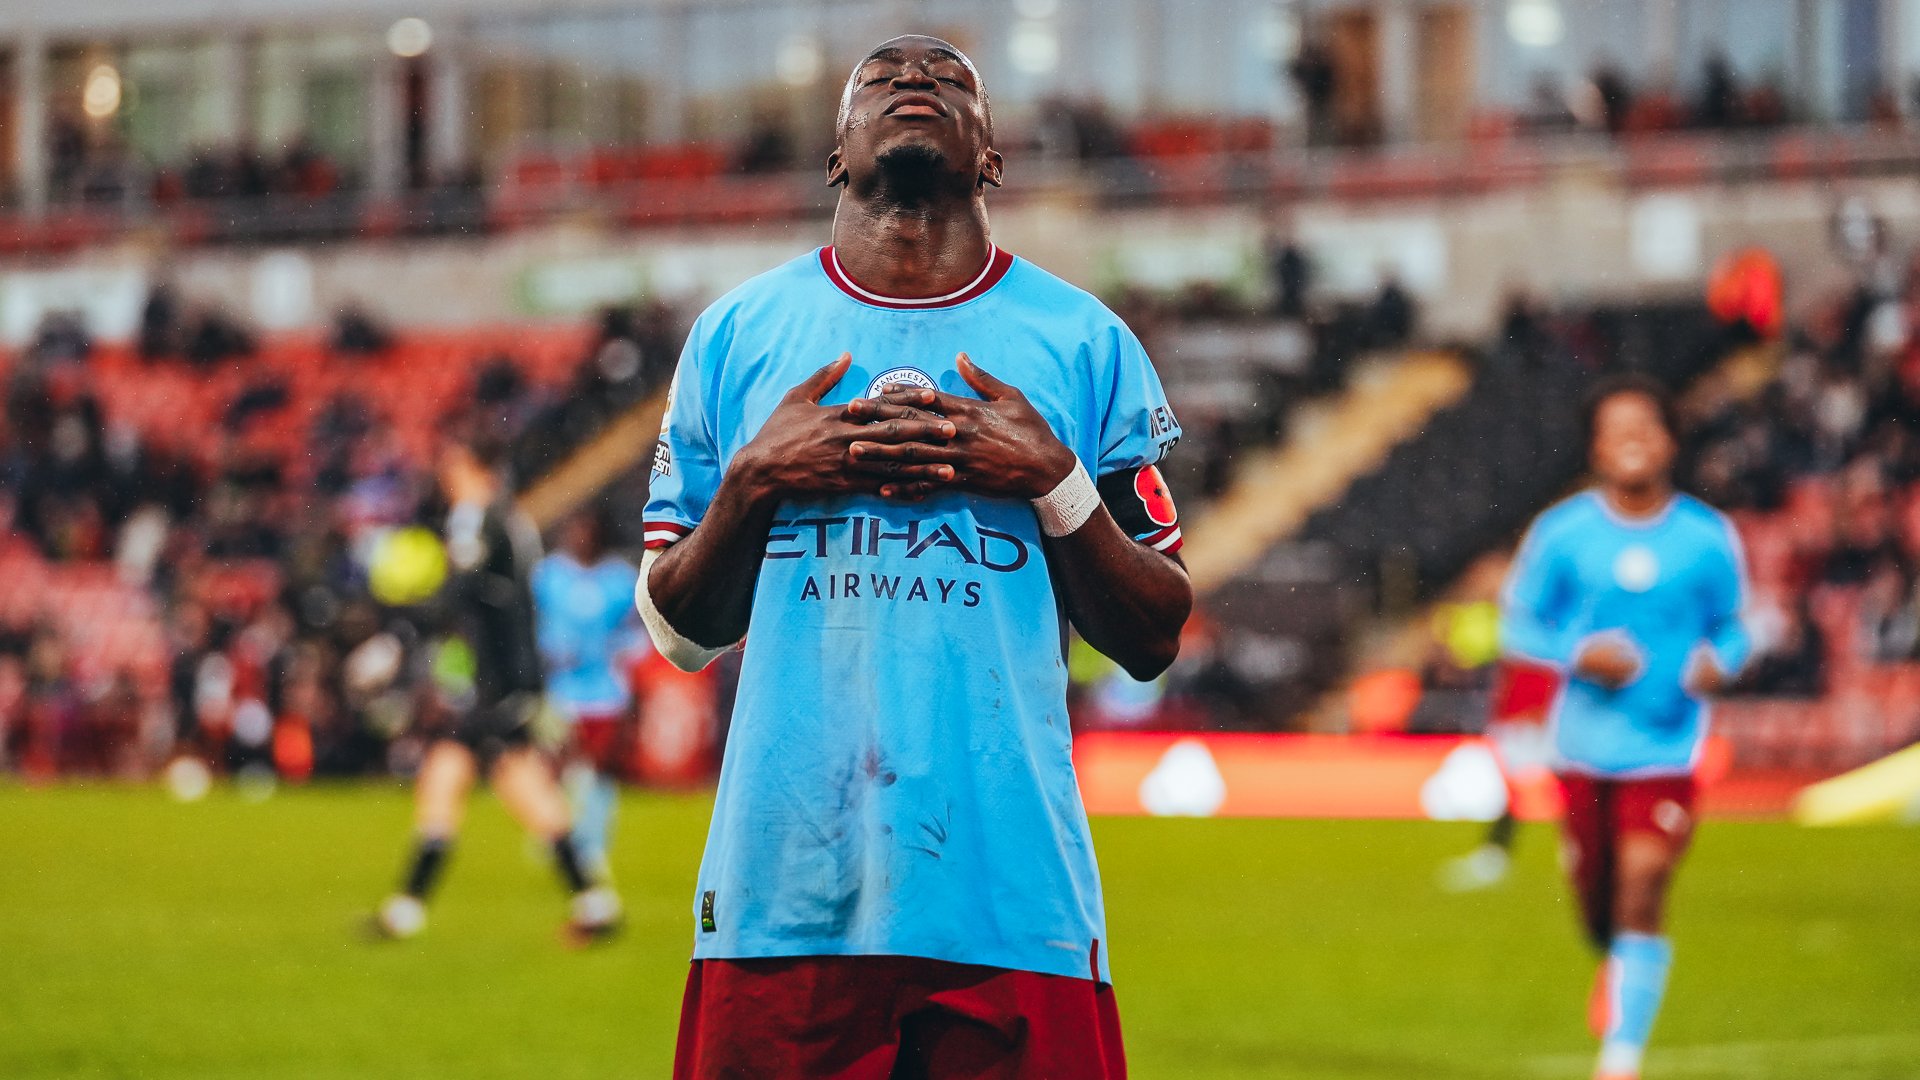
[1,784,1915,1079]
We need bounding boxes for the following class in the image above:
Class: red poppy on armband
[1095,464,1181,554]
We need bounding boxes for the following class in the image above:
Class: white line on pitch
[1524,1033,1920,1076]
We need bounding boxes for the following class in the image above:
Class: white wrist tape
[636,548,738,672]
[1031,459,1101,538]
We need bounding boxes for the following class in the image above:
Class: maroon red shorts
[572,713,623,773]
[673,954,1126,1080]
[1557,773,1698,948]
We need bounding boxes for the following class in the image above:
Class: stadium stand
[1158,302,1738,731]
[0,301,679,778]
[1304,304,1735,602]
[1325,265,1920,772]
[1181,351,1472,594]
[1677,265,1920,770]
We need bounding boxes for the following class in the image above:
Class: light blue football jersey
[1501,490,1753,777]
[532,552,642,717]
[644,246,1182,982]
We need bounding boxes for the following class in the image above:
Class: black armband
[1096,464,1182,554]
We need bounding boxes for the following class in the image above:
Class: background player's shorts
[570,711,624,773]
[673,954,1126,1080]
[445,692,539,762]
[1557,773,1698,947]
[1491,661,1560,725]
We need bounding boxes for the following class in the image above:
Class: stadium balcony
[6,124,1920,253]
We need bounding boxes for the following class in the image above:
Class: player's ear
[979,148,1004,190]
[826,148,848,188]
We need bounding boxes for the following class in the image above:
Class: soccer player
[1437,658,1558,892]
[531,504,642,878]
[640,35,1191,1078]
[1501,377,1751,1080]
[371,434,621,944]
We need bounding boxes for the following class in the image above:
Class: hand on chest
[725,334,1079,454]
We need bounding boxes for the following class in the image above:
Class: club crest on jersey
[1614,545,1659,592]
[868,367,937,398]
[1134,465,1178,527]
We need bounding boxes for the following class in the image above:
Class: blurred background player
[372,432,621,944]
[531,504,642,880]
[1501,377,1752,1080]
[1437,658,1558,891]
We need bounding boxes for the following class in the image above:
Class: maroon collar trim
[818,245,1013,310]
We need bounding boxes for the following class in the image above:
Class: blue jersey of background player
[532,507,641,876]
[638,34,1192,1079]
[1504,484,1751,779]
[1500,377,1751,1080]
[533,511,641,718]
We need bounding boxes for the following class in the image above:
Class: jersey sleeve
[644,318,727,549]
[1094,323,1182,476]
[1700,515,1755,677]
[1092,323,1185,552]
[1501,514,1579,668]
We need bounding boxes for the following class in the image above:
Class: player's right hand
[732,354,958,501]
[1573,638,1642,689]
[843,384,957,501]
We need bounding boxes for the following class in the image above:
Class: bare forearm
[1045,507,1192,680]
[647,466,780,648]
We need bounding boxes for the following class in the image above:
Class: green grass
[1,785,1915,1079]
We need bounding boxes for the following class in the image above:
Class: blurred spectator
[139,285,183,361]
[1288,36,1339,146]
[738,119,796,174]
[1858,559,1920,662]
[184,310,256,367]
[281,136,342,197]
[1521,74,1577,132]
[29,312,92,366]
[1588,61,1634,133]
[1267,232,1314,319]
[1367,272,1417,348]
[1733,597,1826,697]
[1745,78,1790,127]
[1038,98,1128,161]
[333,306,394,357]
[1696,53,1745,129]
[1497,291,1552,367]
[47,115,86,197]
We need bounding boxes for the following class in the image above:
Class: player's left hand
[842,385,953,502]
[1684,652,1728,697]
[847,353,1076,501]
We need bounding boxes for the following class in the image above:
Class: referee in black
[372,430,621,943]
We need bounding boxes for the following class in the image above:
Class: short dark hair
[1582,373,1678,447]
